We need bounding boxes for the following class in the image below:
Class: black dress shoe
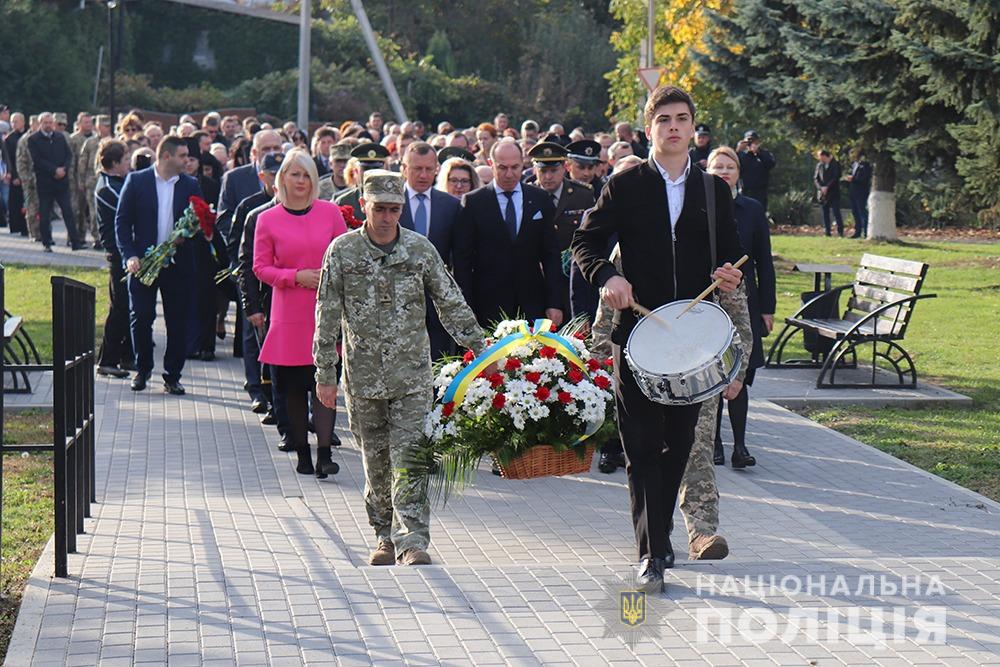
[163,380,186,395]
[71,243,87,251]
[43,245,53,253]
[130,374,149,391]
[97,365,129,379]
[598,451,617,474]
[250,398,269,414]
[732,443,756,469]
[261,410,277,426]
[200,350,215,361]
[277,436,295,452]
[636,558,666,593]
[664,538,675,569]
[713,440,725,465]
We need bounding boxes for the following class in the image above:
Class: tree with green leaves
[699,0,959,239]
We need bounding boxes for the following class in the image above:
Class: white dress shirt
[153,165,179,246]
[405,184,433,236]
[493,182,523,235]
[653,156,691,240]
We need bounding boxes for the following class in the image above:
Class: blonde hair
[275,147,320,204]
[707,146,741,173]
[436,157,480,193]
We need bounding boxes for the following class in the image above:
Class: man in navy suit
[398,142,461,360]
[453,139,564,329]
[116,136,203,394]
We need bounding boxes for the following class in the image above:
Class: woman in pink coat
[254,148,348,478]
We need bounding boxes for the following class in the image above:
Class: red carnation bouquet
[134,196,217,286]
[339,205,362,229]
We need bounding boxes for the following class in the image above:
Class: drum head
[627,300,733,375]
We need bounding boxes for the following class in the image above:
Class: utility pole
[350,0,407,123]
[297,0,311,130]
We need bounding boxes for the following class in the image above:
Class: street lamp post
[106,0,118,127]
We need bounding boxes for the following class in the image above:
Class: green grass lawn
[768,234,1000,501]
[2,264,110,362]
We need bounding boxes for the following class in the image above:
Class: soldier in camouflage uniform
[79,115,112,244]
[313,169,486,567]
[16,116,39,241]
[68,113,96,245]
[318,142,352,202]
[590,244,753,561]
[332,143,389,224]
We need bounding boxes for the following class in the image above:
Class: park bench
[3,309,43,394]
[765,253,936,388]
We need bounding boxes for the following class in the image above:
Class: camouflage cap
[330,141,352,161]
[362,169,405,205]
[54,112,69,125]
[95,114,111,126]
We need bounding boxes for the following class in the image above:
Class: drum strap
[703,170,717,271]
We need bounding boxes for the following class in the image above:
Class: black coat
[738,148,776,194]
[848,160,872,197]
[571,158,743,347]
[27,131,73,193]
[814,159,842,199]
[95,172,125,261]
[453,182,564,327]
[237,197,278,318]
[3,130,22,181]
[733,194,776,369]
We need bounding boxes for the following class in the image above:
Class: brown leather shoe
[368,539,395,566]
[689,534,729,560]
[397,548,432,566]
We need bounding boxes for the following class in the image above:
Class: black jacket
[3,130,22,181]
[453,182,564,327]
[848,160,872,196]
[814,159,842,198]
[27,130,73,193]
[571,158,743,347]
[738,148,776,194]
[237,197,277,318]
[733,194,776,369]
[95,172,125,260]
[228,189,271,267]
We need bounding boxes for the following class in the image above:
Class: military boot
[369,539,395,566]
[689,533,729,560]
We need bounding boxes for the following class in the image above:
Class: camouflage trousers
[345,389,432,554]
[74,186,97,243]
[23,183,39,240]
[678,395,721,543]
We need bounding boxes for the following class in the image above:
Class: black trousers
[127,263,192,383]
[37,186,80,247]
[613,344,702,561]
[8,185,26,234]
[98,259,133,368]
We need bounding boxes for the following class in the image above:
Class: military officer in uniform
[565,139,604,192]
[314,170,486,567]
[590,244,753,563]
[79,115,113,245]
[333,142,389,224]
[318,141,352,201]
[527,141,595,314]
[436,146,475,164]
[69,113,96,247]
[16,115,39,241]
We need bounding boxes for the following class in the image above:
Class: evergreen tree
[698,0,954,239]
[426,29,457,77]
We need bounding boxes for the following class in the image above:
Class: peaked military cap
[527,141,568,167]
[695,123,711,136]
[437,146,475,164]
[54,112,69,125]
[566,139,601,165]
[351,142,390,166]
[362,169,405,204]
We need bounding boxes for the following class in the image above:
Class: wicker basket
[495,444,596,480]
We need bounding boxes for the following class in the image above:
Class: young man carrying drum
[571,86,745,593]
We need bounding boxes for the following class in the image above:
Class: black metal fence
[0,267,97,578]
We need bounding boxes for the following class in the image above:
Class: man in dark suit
[27,112,84,251]
[847,148,872,238]
[814,149,844,237]
[3,112,27,235]
[454,139,564,328]
[572,86,745,594]
[312,126,337,178]
[398,141,461,360]
[216,129,283,240]
[116,136,203,395]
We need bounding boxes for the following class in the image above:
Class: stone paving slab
[753,366,972,409]
[0,217,106,269]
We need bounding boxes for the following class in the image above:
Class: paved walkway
[0,218,106,269]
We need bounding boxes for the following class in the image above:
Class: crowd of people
[0,92,779,581]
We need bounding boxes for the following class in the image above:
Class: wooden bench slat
[847,296,907,317]
[860,253,927,276]
[855,268,921,293]
[843,310,901,335]
[853,284,911,304]
[4,316,23,341]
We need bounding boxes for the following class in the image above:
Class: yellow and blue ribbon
[442,319,586,407]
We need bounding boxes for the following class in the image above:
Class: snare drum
[624,299,742,405]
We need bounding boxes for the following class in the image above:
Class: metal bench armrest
[789,284,853,319]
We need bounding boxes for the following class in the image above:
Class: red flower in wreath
[488,373,504,388]
[504,357,522,371]
[573,332,586,340]
[539,345,557,359]
[463,349,475,364]
[442,401,455,417]
[557,391,573,405]
[524,371,542,384]
[339,205,362,229]
[492,393,506,410]
[603,357,614,367]
[189,196,216,238]
[568,368,585,384]
[594,375,611,390]
[535,386,551,401]
[587,358,601,372]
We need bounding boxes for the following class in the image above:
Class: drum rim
[624,299,736,378]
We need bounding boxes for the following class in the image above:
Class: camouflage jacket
[333,187,365,223]
[68,131,92,189]
[78,135,102,193]
[314,226,485,398]
[591,244,752,383]
[15,132,35,188]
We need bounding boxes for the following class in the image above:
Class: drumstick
[631,302,672,331]
[675,255,750,319]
